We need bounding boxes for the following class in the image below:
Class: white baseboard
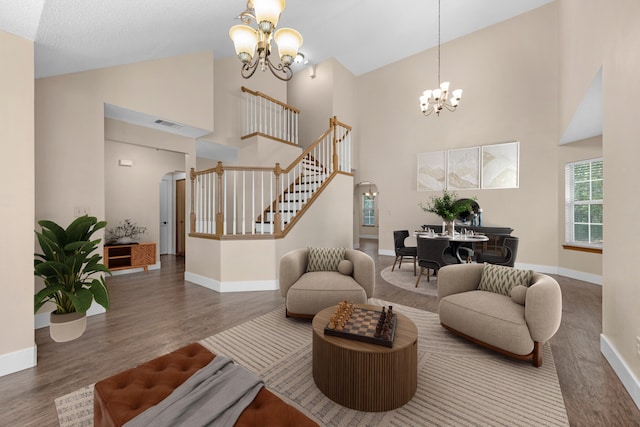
[184,271,277,292]
[110,261,161,276]
[515,262,602,286]
[377,254,603,285]
[514,262,558,275]
[35,301,106,330]
[0,344,37,378]
[359,235,379,240]
[557,267,602,285]
[601,334,640,411]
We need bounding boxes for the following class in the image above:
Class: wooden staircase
[190,116,351,238]
[255,154,326,233]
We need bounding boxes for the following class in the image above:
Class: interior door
[176,179,186,256]
[159,177,170,254]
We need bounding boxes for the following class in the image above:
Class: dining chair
[455,242,475,263]
[476,236,519,267]
[392,230,417,275]
[415,236,457,287]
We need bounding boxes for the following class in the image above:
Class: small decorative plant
[34,215,111,315]
[419,190,475,222]
[105,219,147,245]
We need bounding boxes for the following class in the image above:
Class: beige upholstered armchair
[279,248,375,319]
[437,263,562,367]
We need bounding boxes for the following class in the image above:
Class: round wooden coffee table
[312,303,418,412]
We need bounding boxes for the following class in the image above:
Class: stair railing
[241,86,300,146]
[190,116,351,238]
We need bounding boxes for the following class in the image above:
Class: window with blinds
[565,158,603,247]
[363,195,375,226]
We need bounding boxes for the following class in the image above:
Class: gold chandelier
[419,0,463,116]
[229,0,303,81]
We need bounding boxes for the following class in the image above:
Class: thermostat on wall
[119,159,133,167]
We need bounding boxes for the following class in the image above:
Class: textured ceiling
[1,0,554,79]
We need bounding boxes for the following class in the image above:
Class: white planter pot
[49,311,87,342]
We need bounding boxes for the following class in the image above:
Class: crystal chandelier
[419,0,463,116]
[229,0,303,81]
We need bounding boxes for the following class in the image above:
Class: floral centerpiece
[105,219,147,245]
[419,190,476,234]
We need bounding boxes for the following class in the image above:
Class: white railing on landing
[190,117,352,238]
[241,86,300,146]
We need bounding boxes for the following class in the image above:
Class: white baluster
[207,174,210,233]
[222,172,227,235]
[251,171,255,234]
[241,171,246,235]
[259,172,264,234]
[269,172,273,234]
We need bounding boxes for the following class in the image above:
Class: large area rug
[55,299,569,426]
[380,264,439,296]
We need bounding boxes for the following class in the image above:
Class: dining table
[415,231,489,263]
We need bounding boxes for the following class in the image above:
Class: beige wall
[185,173,353,289]
[601,0,640,405]
[34,53,212,359]
[557,0,640,407]
[104,135,187,259]
[288,58,361,243]
[237,135,302,168]
[288,60,334,149]
[35,52,211,228]
[558,0,611,135]
[210,56,287,149]
[357,4,559,270]
[331,59,358,132]
[0,30,35,373]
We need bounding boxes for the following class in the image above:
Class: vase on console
[420,190,475,236]
[446,221,455,236]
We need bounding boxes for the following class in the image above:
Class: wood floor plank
[0,241,637,426]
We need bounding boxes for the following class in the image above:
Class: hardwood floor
[0,240,638,426]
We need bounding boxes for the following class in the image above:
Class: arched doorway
[355,181,379,242]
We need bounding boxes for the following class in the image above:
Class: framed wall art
[447,147,480,190]
[481,141,519,189]
[417,151,446,192]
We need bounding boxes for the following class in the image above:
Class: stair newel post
[273,163,282,235]
[215,161,224,235]
[189,168,196,234]
[331,116,339,173]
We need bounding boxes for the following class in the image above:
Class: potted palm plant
[34,215,111,342]
[419,190,475,235]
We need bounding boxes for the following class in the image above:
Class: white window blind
[565,158,603,247]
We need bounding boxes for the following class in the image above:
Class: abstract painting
[447,147,480,190]
[417,151,446,192]
[482,142,519,189]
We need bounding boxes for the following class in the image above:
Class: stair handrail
[190,116,352,238]
[241,86,300,145]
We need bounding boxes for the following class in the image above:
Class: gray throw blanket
[123,355,264,427]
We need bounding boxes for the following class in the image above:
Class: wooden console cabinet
[104,242,156,272]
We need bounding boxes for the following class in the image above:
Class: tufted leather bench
[94,342,317,426]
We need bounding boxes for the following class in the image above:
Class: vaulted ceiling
[1,0,553,79]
